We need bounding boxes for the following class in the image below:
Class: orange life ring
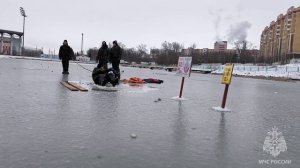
[128,77,145,83]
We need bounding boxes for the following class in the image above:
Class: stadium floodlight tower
[19,7,27,50]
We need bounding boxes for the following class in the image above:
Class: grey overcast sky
[0,0,299,53]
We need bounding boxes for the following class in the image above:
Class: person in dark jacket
[59,40,74,74]
[92,67,119,87]
[97,41,109,69]
[109,40,122,79]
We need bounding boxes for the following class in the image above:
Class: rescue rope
[76,62,93,72]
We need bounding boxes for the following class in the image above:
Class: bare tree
[233,40,257,64]
[87,47,98,61]
[190,43,197,50]
[118,42,126,49]
[172,42,183,53]
[137,44,148,56]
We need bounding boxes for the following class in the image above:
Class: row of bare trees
[152,41,183,65]
[21,48,43,57]
[86,41,262,65]
[87,43,152,63]
[152,41,259,65]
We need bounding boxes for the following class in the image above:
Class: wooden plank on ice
[67,82,88,92]
[60,81,79,91]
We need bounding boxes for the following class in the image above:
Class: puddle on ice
[92,84,119,92]
[122,83,159,93]
[68,81,159,93]
[212,106,232,112]
[171,96,188,101]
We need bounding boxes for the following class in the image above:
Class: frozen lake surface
[0,57,299,168]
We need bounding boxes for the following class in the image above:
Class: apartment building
[214,41,228,52]
[260,6,300,63]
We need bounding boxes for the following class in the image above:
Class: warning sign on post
[176,57,192,77]
[221,64,234,85]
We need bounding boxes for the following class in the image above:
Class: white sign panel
[176,57,192,77]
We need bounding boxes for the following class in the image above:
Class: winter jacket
[59,45,74,61]
[97,45,109,66]
[109,45,122,62]
[92,67,119,86]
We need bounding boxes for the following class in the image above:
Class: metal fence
[192,64,300,73]
[219,65,300,73]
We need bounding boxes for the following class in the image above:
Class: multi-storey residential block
[260,6,300,63]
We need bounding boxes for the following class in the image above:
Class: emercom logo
[258,126,291,165]
[263,126,287,157]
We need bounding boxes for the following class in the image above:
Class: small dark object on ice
[154,98,162,103]
[143,78,163,84]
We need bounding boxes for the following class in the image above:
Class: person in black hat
[109,40,122,79]
[97,41,109,69]
[59,40,74,74]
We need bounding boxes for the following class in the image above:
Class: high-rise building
[214,41,227,52]
[260,6,300,63]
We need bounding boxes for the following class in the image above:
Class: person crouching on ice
[92,67,119,87]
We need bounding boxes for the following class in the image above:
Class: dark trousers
[112,61,120,79]
[62,60,69,72]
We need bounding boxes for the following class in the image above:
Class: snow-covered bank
[0,55,59,61]
[0,55,8,59]
[0,55,96,64]
[211,64,300,80]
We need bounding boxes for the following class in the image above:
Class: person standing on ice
[109,40,122,79]
[59,40,74,74]
[96,41,109,69]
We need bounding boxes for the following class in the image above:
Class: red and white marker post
[173,57,192,100]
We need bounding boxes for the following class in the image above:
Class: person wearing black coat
[97,41,109,69]
[59,40,74,74]
[92,67,119,87]
[109,40,122,79]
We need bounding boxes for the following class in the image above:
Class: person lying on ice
[92,67,119,87]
